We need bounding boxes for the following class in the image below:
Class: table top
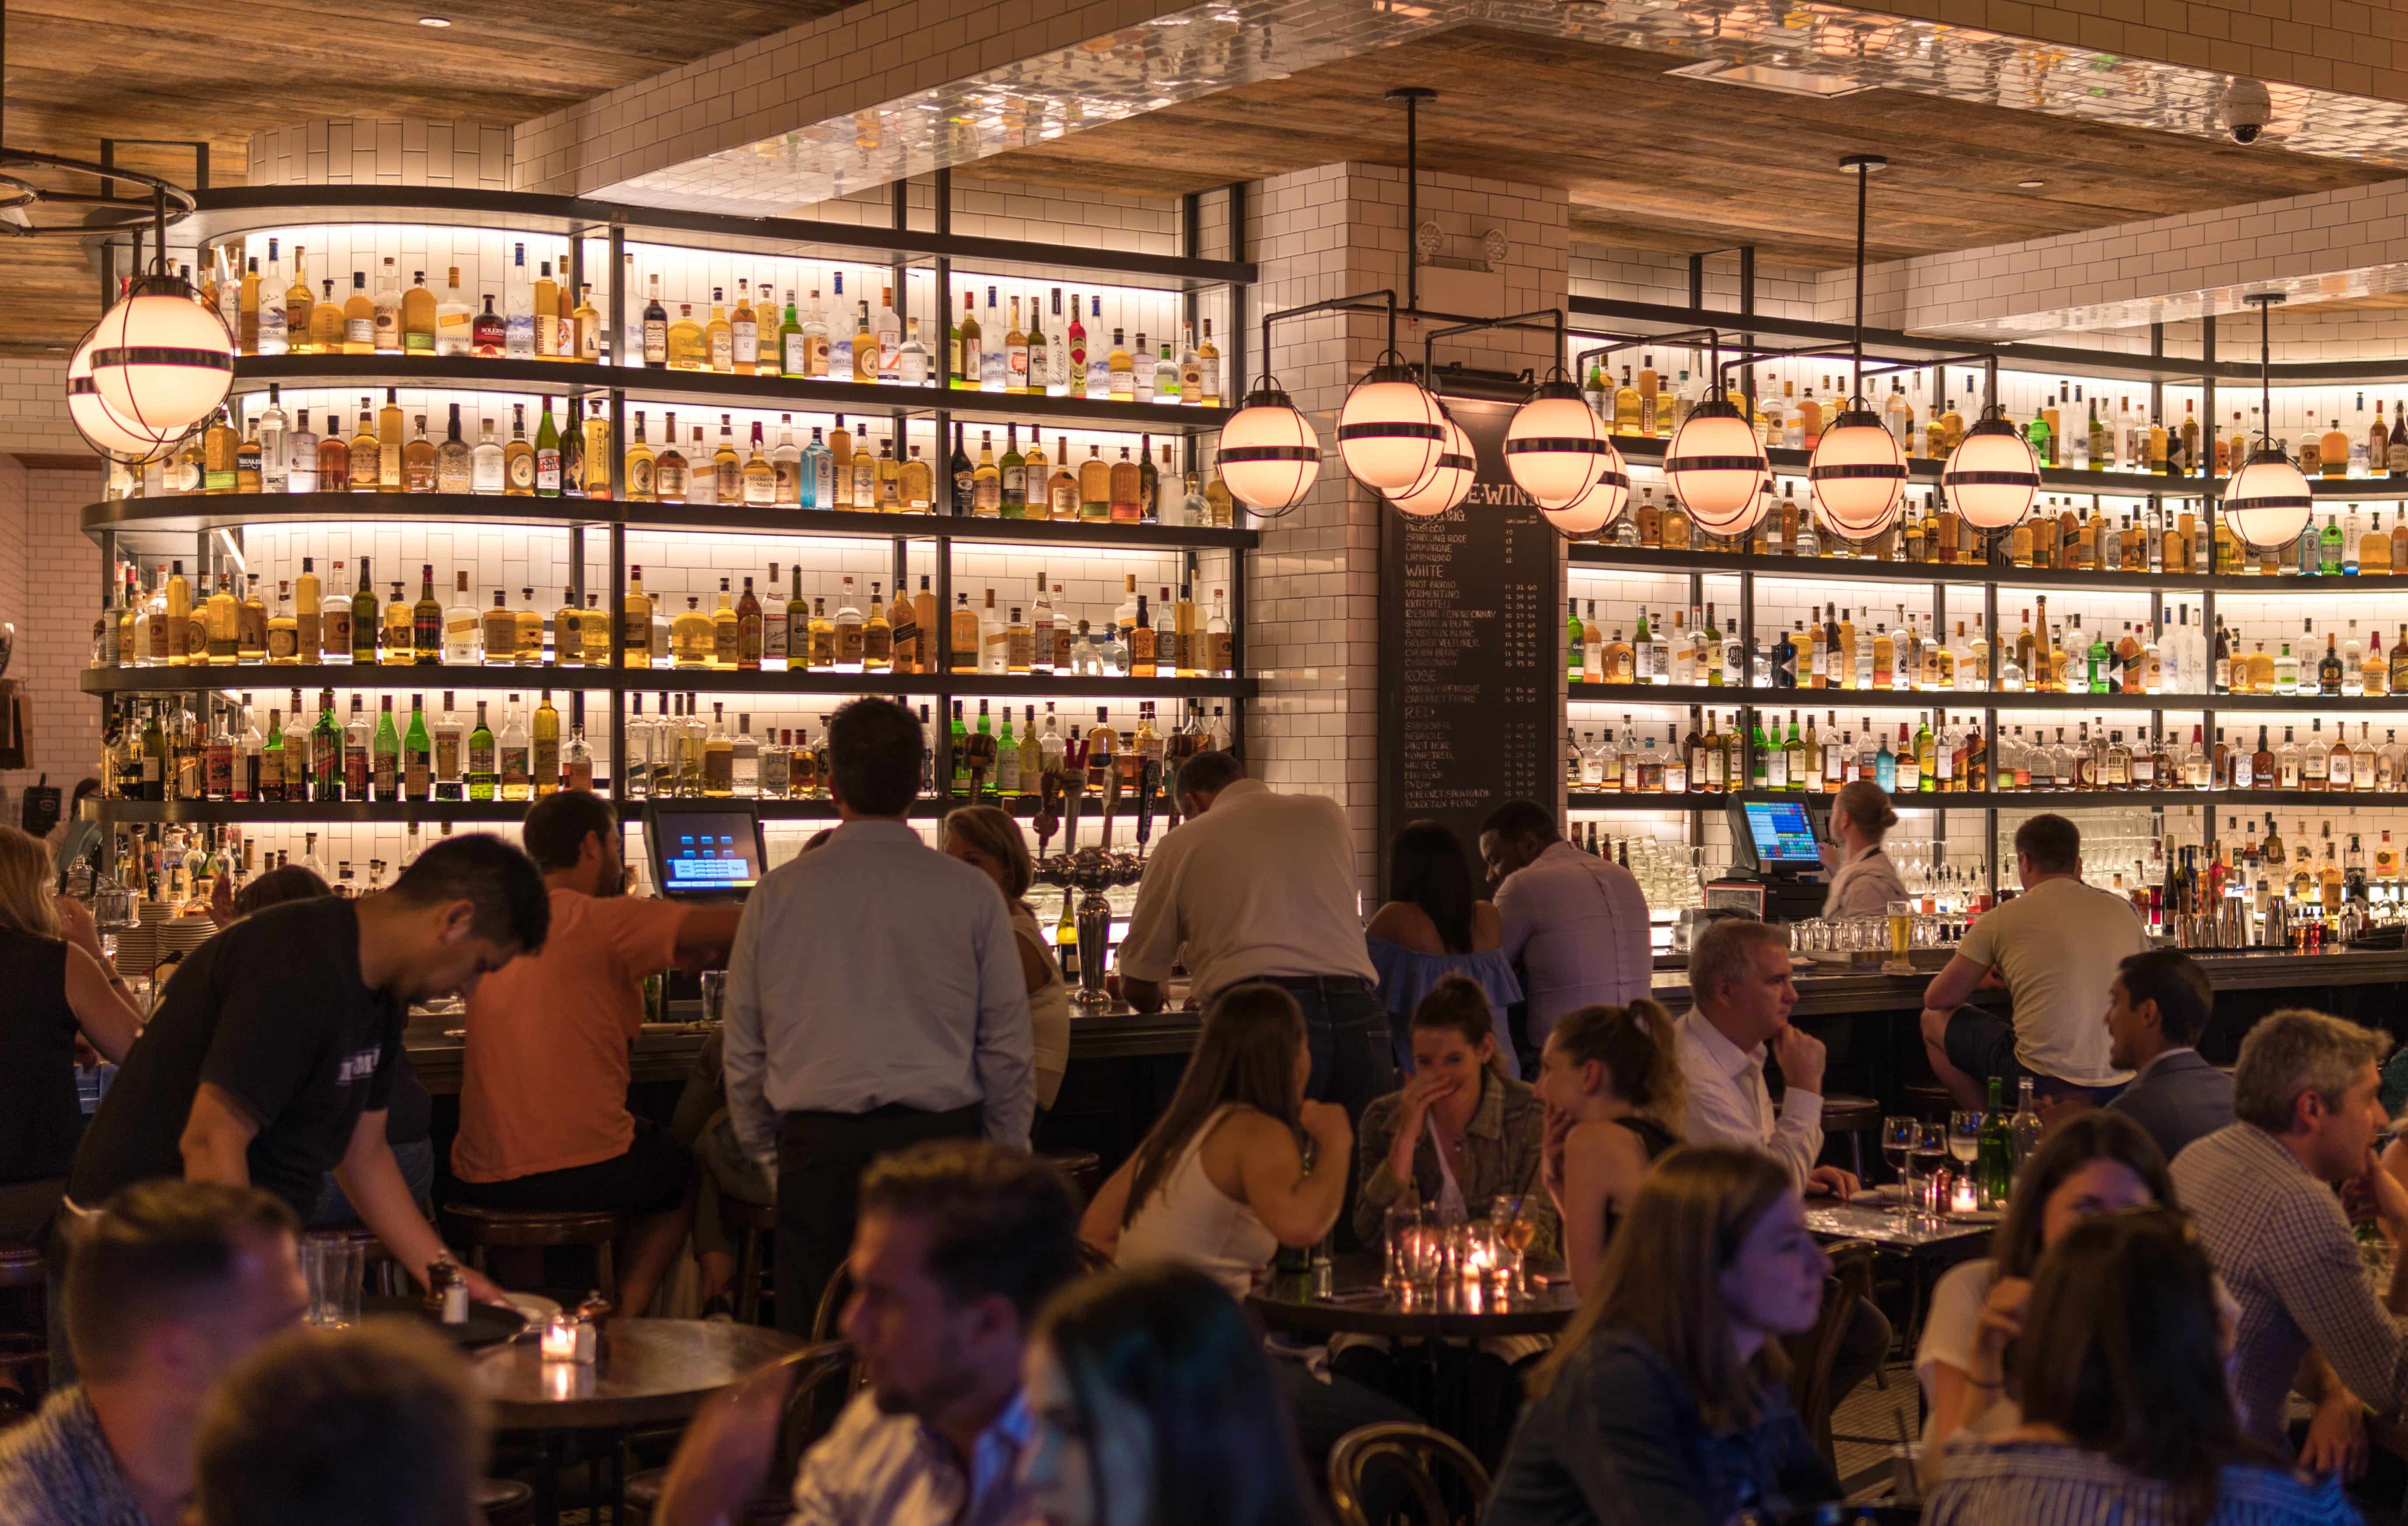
[472,1318,804,1431]
[1804,1192,1998,1251]
[1247,1255,1581,1340]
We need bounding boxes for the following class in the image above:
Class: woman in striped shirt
[1925,1208,2359,1526]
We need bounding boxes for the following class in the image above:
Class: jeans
[304,1138,436,1229]
[1250,979,1394,1128]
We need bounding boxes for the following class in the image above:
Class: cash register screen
[647,807,765,897]
[1742,800,1824,866]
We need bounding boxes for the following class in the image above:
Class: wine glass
[1881,1115,1919,1217]
[1948,1111,1984,1169]
[1490,1194,1538,1296]
[1912,1124,1949,1218]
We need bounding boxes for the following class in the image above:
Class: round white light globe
[1808,408,1908,532]
[1504,381,1611,509]
[1335,365,1446,493]
[1218,389,1322,513]
[2222,446,2314,550]
[1666,401,1769,526]
[1539,440,1631,535]
[1940,416,2041,530]
[87,278,234,443]
[1386,415,1477,517]
[67,330,176,463]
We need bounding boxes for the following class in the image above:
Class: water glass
[1880,1115,1919,1217]
[1382,1201,1422,1292]
[1401,1220,1446,1298]
[302,1236,363,1328]
[1948,1111,1984,1172]
[699,969,728,1024]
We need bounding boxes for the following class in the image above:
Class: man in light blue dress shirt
[725,697,1034,1333]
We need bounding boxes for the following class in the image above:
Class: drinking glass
[1383,1201,1422,1292]
[1490,1194,1538,1295]
[1911,1124,1949,1216]
[1948,1111,1984,1169]
[1402,1221,1446,1299]
[1886,898,1913,963]
[1880,1115,1918,1217]
[302,1236,363,1328]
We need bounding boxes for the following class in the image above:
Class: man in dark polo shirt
[66,834,548,1312]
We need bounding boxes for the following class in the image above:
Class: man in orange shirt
[451,792,741,1317]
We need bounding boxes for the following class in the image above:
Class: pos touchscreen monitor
[1735,797,1825,871]
[641,800,766,900]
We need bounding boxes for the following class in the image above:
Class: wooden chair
[620,1341,858,1526]
[1036,1147,1105,1205]
[1784,1239,1879,1469]
[440,1204,626,1305]
[721,1197,777,1325]
[1327,1422,1491,1526]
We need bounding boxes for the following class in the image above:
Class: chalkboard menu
[1379,395,1561,874]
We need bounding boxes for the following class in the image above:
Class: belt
[1212,974,1374,1003]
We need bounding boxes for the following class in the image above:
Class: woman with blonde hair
[1531,998,1684,1296]
[1487,1146,1840,1526]
[942,804,1070,1111]
[1822,778,1909,918]
[0,824,143,1240]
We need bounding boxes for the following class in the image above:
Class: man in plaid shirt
[2172,1009,2408,1454]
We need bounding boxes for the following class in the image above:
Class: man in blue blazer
[2104,948,2233,1164]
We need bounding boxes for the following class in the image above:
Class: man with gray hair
[1674,918,1855,1199]
[2170,1009,2408,1453]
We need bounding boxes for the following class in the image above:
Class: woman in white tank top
[942,806,1071,1109]
[1082,985,1356,1294]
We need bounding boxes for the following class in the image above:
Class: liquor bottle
[497,698,532,801]
[1976,1077,2015,1207]
[532,691,561,796]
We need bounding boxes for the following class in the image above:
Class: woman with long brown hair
[0,825,142,1241]
[1925,1209,2353,1526]
[1486,1146,1839,1526]
[1530,998,1684,1296]
[1080,982,1413,1469]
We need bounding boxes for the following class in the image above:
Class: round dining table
[472,1317,805,1523]
[1248,1253,1578,1458]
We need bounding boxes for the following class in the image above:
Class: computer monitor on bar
[640,800,766,902]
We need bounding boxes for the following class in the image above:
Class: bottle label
[783,333,806,376]
[508,452,536,491]
[536,448,560,492]
[346,316,374,347]
[535,739,559,782]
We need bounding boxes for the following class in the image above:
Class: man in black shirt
[68,834,548,1305]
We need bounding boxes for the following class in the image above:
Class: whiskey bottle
[498,697,532,802]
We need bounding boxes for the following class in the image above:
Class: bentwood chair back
[620,1340,858,1526]
[1327,1422,1491,1526]
[1785,1239,1879,1467]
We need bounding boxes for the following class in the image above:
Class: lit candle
[540,1314,579,1361]
[1950,1177,1980,1215]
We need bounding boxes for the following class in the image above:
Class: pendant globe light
[86,271,235,449]
[1219,381,1321,515]
[1505,372,1613,509]
[1665,394,1769,532]
[1337,353,1447,493]
[1386,410,1477,517]
[2222,292,2315,550]
[67,329,174,463]
[1808,154,1907,542]
[1538,441,1631,536]
[1940,406,2041,530]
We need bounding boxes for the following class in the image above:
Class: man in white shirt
[726,697,1034,1333]
[651,1142,1084,1526]
[1920,813,2149,1111]
[1478,799,1651,1068]
[1116,751,1391,1124]
[1674,917,1857,1199]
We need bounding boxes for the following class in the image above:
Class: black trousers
[773,1103,983,1337]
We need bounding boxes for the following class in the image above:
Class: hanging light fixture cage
[1336,354,1448,493]
[1940,408,2040,530]
[1504,375,1612,509]
[1218,382,1323,514]
[1808,400,1908,539]
[2223,439,2314,549]
[1538,437,1631,536]
[82,271,235,458]
[1666,396,1770,529]
[1386,412,1477,517]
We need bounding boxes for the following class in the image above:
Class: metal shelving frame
[83,181,1260,835]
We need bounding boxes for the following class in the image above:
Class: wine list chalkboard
[1379,394,1562,876]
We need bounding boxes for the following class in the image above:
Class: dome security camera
[2225,78,2272,144]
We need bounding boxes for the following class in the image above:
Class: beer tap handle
[969,762,990,806]
[1098,764,1121,853]
[1061,767,1084,855]
[1033,770,1061,854]
[1134,758,1159,851]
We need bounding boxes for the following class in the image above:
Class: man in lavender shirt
[1479,800,1652,1070]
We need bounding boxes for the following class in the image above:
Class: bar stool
[1902,1081,1956,1121]
[1036,1147,1103,1206]
[476,1477,536,1526]
[440,1205,626,1306]
[1818,1094,1883,1182]
[722,1197,777,1326]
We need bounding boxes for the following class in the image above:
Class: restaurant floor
[1831,1358,1920,1505]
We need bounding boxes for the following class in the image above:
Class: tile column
[1244,161,1567,888]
